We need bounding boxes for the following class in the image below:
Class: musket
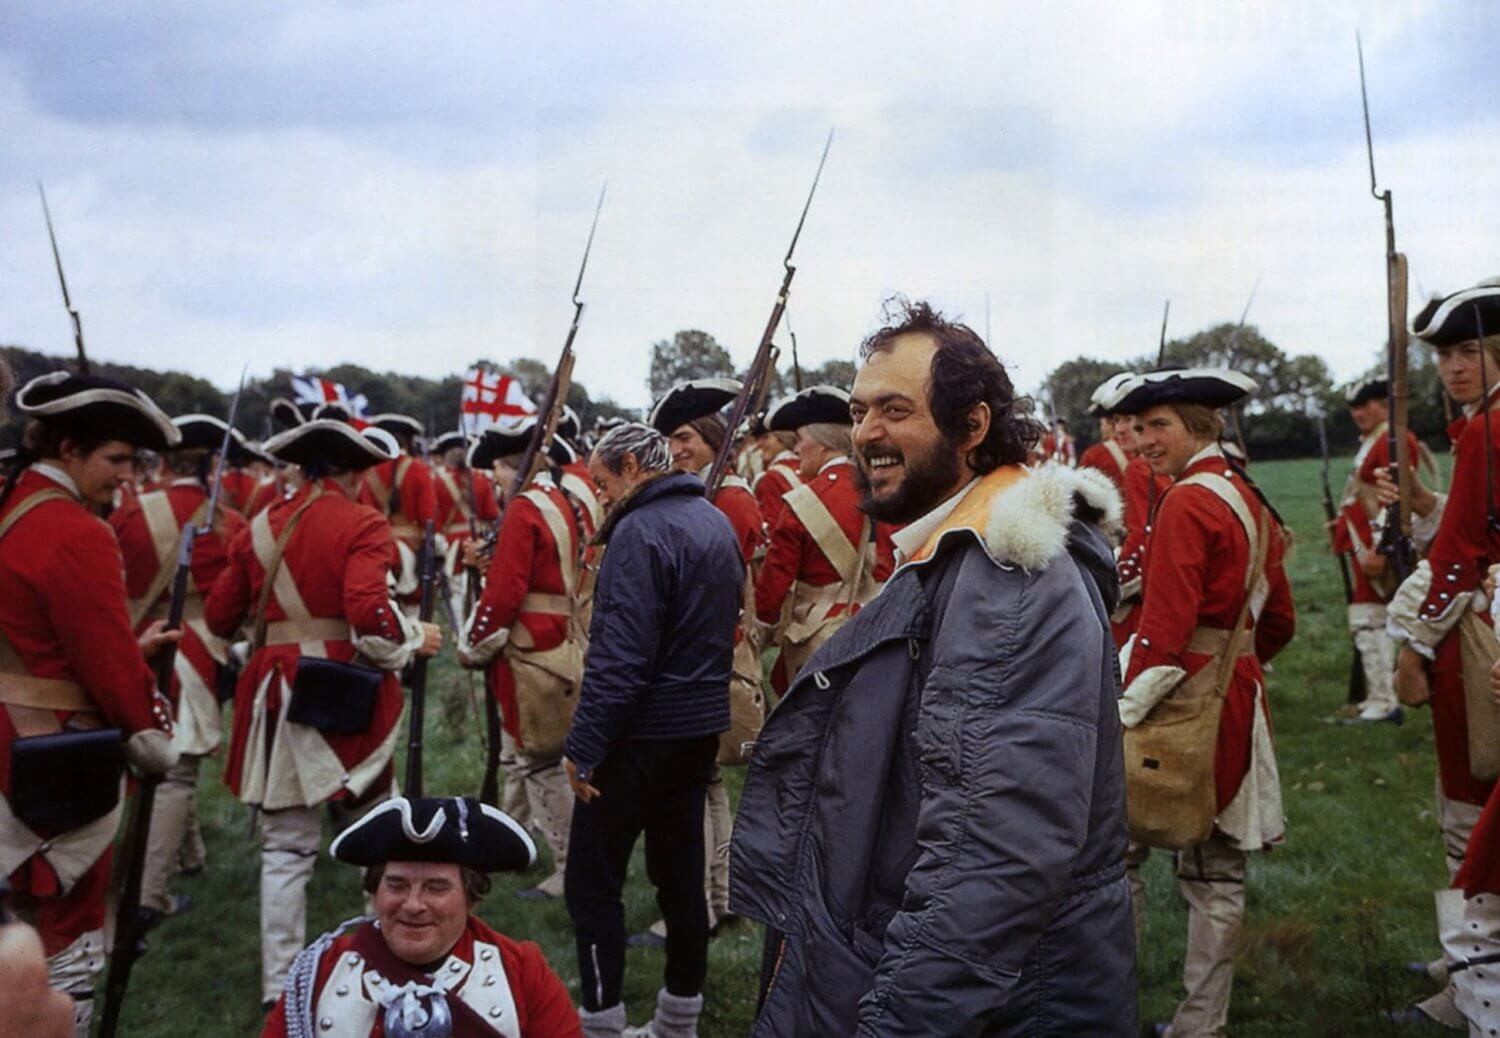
[481,184,604,804]
[1317,413,1367,704]
[37,182,89,374]
[405,520,438,799]
[1156,299,1171,367]
[786,309,804,392]
[706,129,833,498]
[1358,32,1416,580]
[98,368,247,1037]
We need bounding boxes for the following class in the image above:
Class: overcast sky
[2,1,1497,411]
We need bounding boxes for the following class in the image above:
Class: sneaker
[626,930,667,950]
[515,886,556,902]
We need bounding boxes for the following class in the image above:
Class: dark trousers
[565,735,718,1011]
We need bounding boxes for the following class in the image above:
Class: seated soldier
[262,796,582,1038]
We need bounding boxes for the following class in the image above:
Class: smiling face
[1135,404,1211,478]
[668,424,715,474]
[850,332,975,523]
[372,860,470,966]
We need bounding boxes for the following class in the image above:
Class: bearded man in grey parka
[730,299,1137,1036]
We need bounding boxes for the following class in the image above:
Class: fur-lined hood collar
[899,462,1122,573]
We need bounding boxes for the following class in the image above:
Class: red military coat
[434,465,500,546]
[262,915,582,1037]
[464,480,580,749]
[0,466,172,947]
[110,479,247,756]
[220,466,259,515]
[754,459,895,625]
[244,474,287,518]
[558,461,602,544]
[1111,456,1170,647]
[360,455,438,551]
[206,478,414,809]
[1078,439,1129,491]
[753,452,803,533]
[1330,424,1425,606]
[1124,448,1295,837]
[711,477,766,566]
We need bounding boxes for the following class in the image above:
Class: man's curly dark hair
[858,297,1038,473]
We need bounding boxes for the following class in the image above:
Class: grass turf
[117,456,1455,1035]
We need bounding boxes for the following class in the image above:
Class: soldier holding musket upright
[458,419,585,902]
[1383,280,1500,1030]
[431,429,500,622]
[1328,377,1425,723]
[0,371,183,1034]
[109,413,252,922]
[358,411,439,610]
[205,417,442,1007]
[1115,368,1296,1037]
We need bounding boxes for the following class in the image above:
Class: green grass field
[117,456,1457,1036]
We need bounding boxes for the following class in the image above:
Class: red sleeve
[714,488,764,564]
[1424,419,1497,604]
[474,473,501,522]
[756,506,806,624]
[343,510,404,638]
[45,523,163,734]
[1255,526,1296,663]
[1125,490,1213,683]
[205,525,255,638]
[510,940,583,1038]
[470,499,541,642]
[754,470,788,528]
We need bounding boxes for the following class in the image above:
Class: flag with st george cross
[460,367,536,435]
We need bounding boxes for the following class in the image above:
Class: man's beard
[855,436,964,523]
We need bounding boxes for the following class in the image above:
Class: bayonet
[1359,31,1416,580]
[37,182,89,374]
[1223,277,1259,461]
[1157,299,1170,367]
[706,129,833,497]
[787,309,803,393]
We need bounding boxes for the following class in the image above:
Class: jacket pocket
[915,669,965,781]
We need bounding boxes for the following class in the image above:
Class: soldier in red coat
[0,371,182,1032]
[1114,368,1296,1037]
[432,430,502,625]
[632,379,767,942]
[1328,377,1428,723]
[1387,281,1500,1030]
[755,386,895,691]
[109,413,250,922]
[205,418,443,1005]
[1077,372,1136,494]
[458,422,585,902]
[263,796,581,1037]
[357,413,439,607]
[751,415,804,535]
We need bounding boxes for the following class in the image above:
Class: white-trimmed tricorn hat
[647,378,742,436]
[369,413,425,440]
[1110,367,1258,414]
[431,430,468,455]
[1089,372,1136,417]
[264,418,392,471]
[329,796,536,873]
[16,371,180,450]
[1344,377,1387,407]
[268,397,308,431]
[766,385,852,432]
[468,419,535,470]
[1411,278,1500,347]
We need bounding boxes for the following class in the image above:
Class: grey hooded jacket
[730,465,1137,1036]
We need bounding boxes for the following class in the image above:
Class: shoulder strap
[129,496,211,627]
[435,467,474,522]
[250,488,325,649]
[558,472,603,530]
[522,489,578,601]
[1104,440,1128,473]
[783,483,859,581]
[1177,472,1261,590]
[365,466,392,514]
[0,488,72,544]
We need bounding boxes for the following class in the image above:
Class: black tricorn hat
[228,438,275,467]
[16,371,180,451]
[329,797,536,873]
[1089,372,1135,417]
[311,401,357,425]
[431,431,468,455]
[648,378,742,436]
[766,385,852,432]
[1345,377,1388,407]
[268,397,307,431]
[1412,279,1500,348]
[172,413,244,453]
[1111,367,1258,414]
[550,436,578,466]
[369,413,425,439]
[468,420,536,470]
[264,418,392,471]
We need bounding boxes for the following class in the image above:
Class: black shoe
[626,930,667,950]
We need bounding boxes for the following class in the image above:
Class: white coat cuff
[1118,665,1186,729]
[355,602,424,670]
